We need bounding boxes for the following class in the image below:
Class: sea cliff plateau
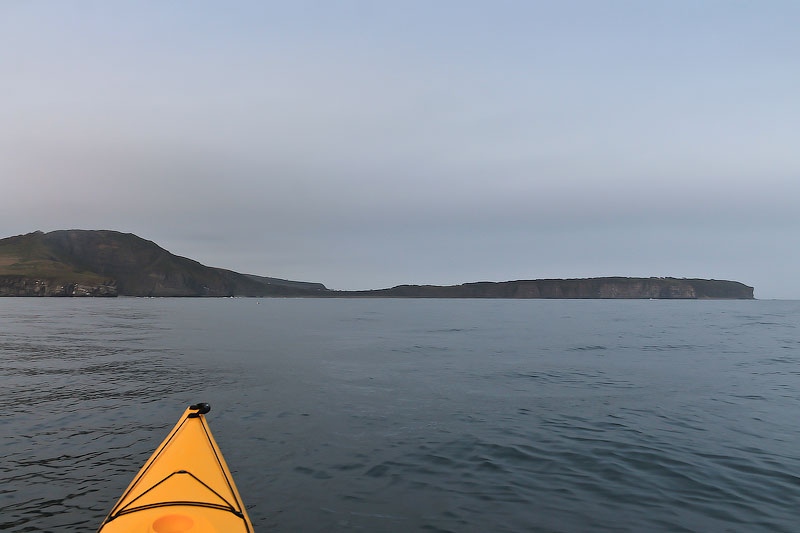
[333,277,754,299]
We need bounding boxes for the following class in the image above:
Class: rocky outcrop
[332,277,754,299]
[0,276,117,297]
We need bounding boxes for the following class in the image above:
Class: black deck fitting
[189,403,211,414]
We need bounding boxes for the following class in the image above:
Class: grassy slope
[0,232,112,284]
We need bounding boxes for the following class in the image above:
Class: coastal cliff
[332,277,755,299]
[0,276,117,297]
[0,230,754,298]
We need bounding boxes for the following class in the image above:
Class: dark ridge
[244,273,327,292]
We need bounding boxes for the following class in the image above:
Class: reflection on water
[1,298,800,532]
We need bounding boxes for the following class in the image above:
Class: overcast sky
[1,1,798,298]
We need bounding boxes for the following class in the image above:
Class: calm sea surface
[1,298,799,532]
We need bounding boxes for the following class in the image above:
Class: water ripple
[2,298,800,532]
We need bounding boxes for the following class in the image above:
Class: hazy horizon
[2,2,798,298]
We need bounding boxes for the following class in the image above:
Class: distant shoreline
[0,276,754,300]
[0,230,754,299]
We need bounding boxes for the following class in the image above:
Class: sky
[1,1,798,298]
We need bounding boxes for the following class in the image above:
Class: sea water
[1,298,799,532]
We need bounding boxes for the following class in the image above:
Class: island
[0,230,754,299]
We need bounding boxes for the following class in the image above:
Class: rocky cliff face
[0,276,117,297]
[337,277,754,299]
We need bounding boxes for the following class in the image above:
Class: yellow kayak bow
[97,403,254,532]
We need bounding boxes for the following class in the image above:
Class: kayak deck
[97,403,254,532]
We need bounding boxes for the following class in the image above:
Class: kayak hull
[97,404,254,533]
[98,505,249,532]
